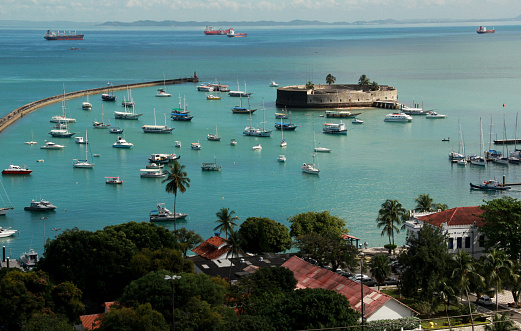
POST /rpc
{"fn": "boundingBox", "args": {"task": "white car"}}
[478,295,493,306]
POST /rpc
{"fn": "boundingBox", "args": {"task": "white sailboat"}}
[280,115,287,147]
[121,86,135,107]
[25,131,38,145]
[73,131,95,168]
[457,122,467,166]
[471,118,486,166]
[0,178,14,216]
[51,85,76,123]
[82,92,92,110]
[156,74,172,97]
[302,123,320,175]
[142,108,174,133]
[93,104,110,129]
[207,125,221,141]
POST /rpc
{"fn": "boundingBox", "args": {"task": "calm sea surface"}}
[1,22,521,258]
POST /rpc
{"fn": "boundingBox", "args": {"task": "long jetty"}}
[0,77,199,134]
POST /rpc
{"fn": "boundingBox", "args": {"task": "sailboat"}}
[302,123,320,175]
[73,131,95,168]
[510,113,521,162]
[25,131,38,145]
[49,119,75,138]
[93,104,110,129]
[121,86,135,107]
[101,82,117,101]
[156,74,172,97]
[488,117,508,165]
[232,95,257,114]
[228,80,252,97]
[243,98,271,137]
[449,119,465,161]
[457,121,467,166]
[142,108,174,133]
[207,125,221,141]
[82,92,92,110]
[50,85,76,123]
[0,178,14,216]
[280,120,287,147]
[275,111,297,131]
[470,118,486,166]
[114,102,143,120]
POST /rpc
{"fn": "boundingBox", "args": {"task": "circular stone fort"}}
[276,84,398,109]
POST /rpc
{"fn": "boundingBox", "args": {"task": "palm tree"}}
[325,74,336,85]
[305,81,315,90]
[214,207,239,239]
[358,74,370,86]
[225,229,242,282]
[376,199,407,254]
[485,312,516,331]
[436,279,458,330]
[161,160,190,231]
[370,81,380,91]
[451,250,484,331]
[481,249,516,311]
[415,194,434,212]
[369,254,391,291]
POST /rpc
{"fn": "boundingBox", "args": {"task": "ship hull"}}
[44,35,84,40]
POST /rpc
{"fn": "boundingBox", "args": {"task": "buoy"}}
[503,104,505,107]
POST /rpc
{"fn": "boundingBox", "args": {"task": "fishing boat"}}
[72,132,95,168]
[229,80,252,97]
[323,122,348,135]
[150,203,188,221]
[470,180,510,190]
[24,199,57,211]
[2,164,33,175]
[206,94,221,100]
[140,169,165,178]
[277,155,286,162]
[114,104,143,120]
[191,142,202,150]
[0,227,17,238]
[207,125,221,141]
[208,82,230,92]
[142,109,174,133]
[105,176,123,184]
[227,28,247,38]
[0,178,14,216]
[275,114,297,131]
[232,95,256,114]
[112,136,133,149]
[302,123,320,175]
[44,29,84,40]
[121,87,135,107]
[201,159,222,171]
[155,74,171,97]
[477,26,495,34]
[40,141,65,149]
[75,135,87,144]
[148,153,179,164]
[19,249,39,270]
[325,110,361,118]
[50,86,76,123]
[82,92,92,110]
[384,113,413,122]
[109,127,124,134]
[426,111,447,119]
[171,96,194,121]
[93,104,110,129]
[101,82,117,101]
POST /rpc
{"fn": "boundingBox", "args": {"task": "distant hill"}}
[98,17,521,27]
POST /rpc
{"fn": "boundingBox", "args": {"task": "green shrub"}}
[365,316,421,331]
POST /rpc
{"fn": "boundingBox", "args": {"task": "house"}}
[404,206,486,259]
[191,234,244,261]
[282,256,416,321]
[77,302,116,330]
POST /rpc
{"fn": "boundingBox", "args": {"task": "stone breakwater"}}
[0,77,199,134]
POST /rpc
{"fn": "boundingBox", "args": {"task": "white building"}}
[404,206,486,259]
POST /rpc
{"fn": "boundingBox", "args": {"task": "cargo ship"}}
[204,26,230,35]
[44,29,84,40]
[477,26,495,34]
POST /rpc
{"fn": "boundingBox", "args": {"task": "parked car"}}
[377,277,400,286]
[477,295,493,306]
[350,275,377,287]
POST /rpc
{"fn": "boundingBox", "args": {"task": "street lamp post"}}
[360,253,365,331]
[164,275,181,331]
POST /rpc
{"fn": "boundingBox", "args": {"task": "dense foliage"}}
[294,232,358,271]
[98,303,169,331]
[238,217,292,254]
[289,210,347,238]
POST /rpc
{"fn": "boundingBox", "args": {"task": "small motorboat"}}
[442,137,450,142]
[206,94,221,100]
[175,141,181,148]
[109,127,124,134]
[75,136,87,144]
[112,136,133,149]
[426,111,447,119]
[352,118,364,124]
[230,139,237,146]
[470,179,511,191]
[140,169,165,178]
[24,199,57,211]
[146,163,164,169]
[0,227,17,238]
[314,147,331,153]
[150,203,188,221]
[277,155,286,162]
[19,249,38,270]
[252,144,262,150]
[191,142,202,150]
[270,81,279,87]
[105,176,123,184]
[2,164,33,175]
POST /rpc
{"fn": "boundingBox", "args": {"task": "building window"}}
[479,235,485,247]
[465,237,471,248]
[457,237,462,249]
[448,238,454,249]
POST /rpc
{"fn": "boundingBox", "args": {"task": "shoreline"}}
[0,76,199,134]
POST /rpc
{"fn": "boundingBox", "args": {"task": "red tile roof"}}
[192,235,230,260]
[417,206,484,227]
[342,234,360,240]
[80,314,103,330]
[283,256,414,319]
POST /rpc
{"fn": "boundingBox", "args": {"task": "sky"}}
[0,0,520,23]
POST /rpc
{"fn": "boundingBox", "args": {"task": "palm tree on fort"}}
[358,74,371,86]
[325,74,336,85]
[414,194,434,212]
[214,207,239,239]
[370,81,380,91]
[376,199,407,254]
[161,160,190,231]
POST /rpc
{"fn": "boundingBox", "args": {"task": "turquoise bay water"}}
[2,23,521,258]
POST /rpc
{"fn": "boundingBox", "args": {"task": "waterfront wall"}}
[0,77,198,134]
[276,84,398,109]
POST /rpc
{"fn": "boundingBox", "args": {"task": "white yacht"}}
[322,122,347,135]
[112,136,133,149]
[384,112,413,122]
[140,169,165,178]
[0,227,17,238]
[40,141,65,149]
[149,203,188,221]
[24,199,57,211]
[191,142,202,150]
[277,155,286,162]
[426,111,447,119]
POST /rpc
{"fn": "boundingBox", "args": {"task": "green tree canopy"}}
[399,225,452,302]
[480,196,521,260]
[173,228,203,257]
[239,266,297,299]
[23,313,74,331]
[98,303,169,331]
[370,81,380,91]
[358,74,370,86]
[238,217,292,254]
[103,221,178,251]
[294,232,358,271]
[214,207,239,239]
[129,248,193,279]
[326,74,336,85]
[289,211,347,238]
[370,254,392,289]
[376,199,407,252]
[305,81,314,90]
